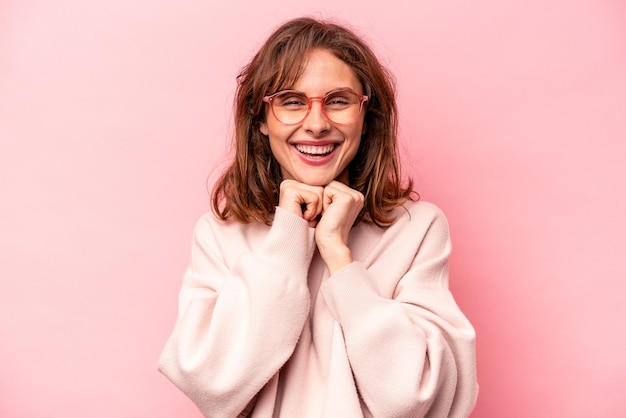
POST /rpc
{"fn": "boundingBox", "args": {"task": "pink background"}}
[1,0,625,417]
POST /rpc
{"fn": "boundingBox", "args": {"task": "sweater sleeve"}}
[320,205,478,418]
[158,208,316,418]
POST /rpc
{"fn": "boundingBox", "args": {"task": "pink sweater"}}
[158,201,477,417]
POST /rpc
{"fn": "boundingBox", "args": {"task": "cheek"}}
[352,116,366,138]
[345,125,364,162]
[266,124,298,155]
[344,133,362,163]
[349,125,364,148]
[349,139,362,160]
[263,117,287,139]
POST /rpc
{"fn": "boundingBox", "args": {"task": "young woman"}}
[158,17,478,418]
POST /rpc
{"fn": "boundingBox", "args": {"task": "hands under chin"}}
[278,179,364,275]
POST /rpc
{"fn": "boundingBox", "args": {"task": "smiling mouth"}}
[294,144,337,156]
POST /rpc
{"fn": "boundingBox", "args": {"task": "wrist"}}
[318,244,352,275]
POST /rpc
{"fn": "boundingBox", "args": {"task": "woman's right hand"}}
[278,179,324,226]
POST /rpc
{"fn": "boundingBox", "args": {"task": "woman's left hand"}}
[315,181,364,274]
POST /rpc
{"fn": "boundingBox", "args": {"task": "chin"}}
[286,167,349,187]
[299,178,334,187]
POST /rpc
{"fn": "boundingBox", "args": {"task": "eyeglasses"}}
[263,89,369,125]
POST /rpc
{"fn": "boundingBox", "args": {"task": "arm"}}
[158,208,315,418]
[320,207,478,418]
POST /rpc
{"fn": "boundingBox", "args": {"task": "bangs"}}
[265,48,311,95]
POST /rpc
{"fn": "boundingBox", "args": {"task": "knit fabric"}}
[158,200,478,417]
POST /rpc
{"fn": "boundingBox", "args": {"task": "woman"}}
[158,17,477,418]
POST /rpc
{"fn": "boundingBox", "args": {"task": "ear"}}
[260,121,269,136]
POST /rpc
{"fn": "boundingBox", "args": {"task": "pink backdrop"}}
[1,0,625,417]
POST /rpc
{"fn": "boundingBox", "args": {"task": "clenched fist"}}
[278,179,364,274]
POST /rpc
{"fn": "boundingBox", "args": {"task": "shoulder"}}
[383,200,452,249]
[354,200,450,244]
[192,211,270,248]
[349,200,452,272]
[194,211,231,236]
[394,199,448,227]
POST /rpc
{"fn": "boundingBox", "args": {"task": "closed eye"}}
[276,94,307,108]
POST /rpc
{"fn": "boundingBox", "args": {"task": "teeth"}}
[295,144,336,155]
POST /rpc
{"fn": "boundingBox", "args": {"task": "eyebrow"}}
[277,87,362,96]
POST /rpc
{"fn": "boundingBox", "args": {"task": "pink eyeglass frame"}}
[262,89,369,125]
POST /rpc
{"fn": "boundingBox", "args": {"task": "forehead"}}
[295,50,361,93]
[278,49,362,94]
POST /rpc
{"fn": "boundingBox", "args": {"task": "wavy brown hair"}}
[212,17,415,226]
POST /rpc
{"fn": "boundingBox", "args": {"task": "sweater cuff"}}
[320,262,381,324]
[259,207,316,272]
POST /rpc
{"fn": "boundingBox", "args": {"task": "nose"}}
[302,98,331,136]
